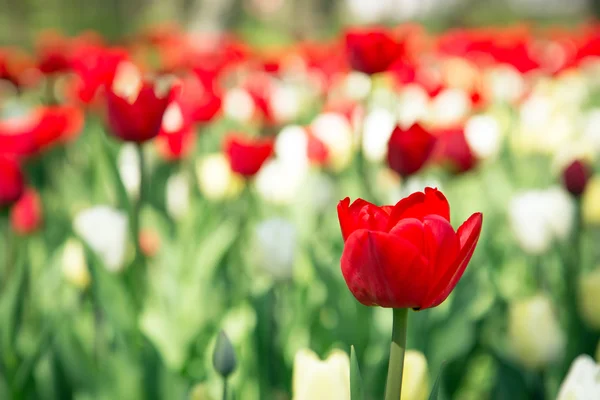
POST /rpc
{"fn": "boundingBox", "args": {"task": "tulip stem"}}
[385,308,408,400]
[133,143,145,264]
[222,377,229,400]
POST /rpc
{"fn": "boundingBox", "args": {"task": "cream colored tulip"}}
[557,355,600,399]
[401,350,429,400]
[195,154,244,201]
[61,238,91,290]
[579,268,600,330]
[292,349,350,400]
[583,176,600,225]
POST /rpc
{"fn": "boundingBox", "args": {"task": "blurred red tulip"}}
[179,73,222,123]
[433,128,477,174]
[387,124,436,178]
[0,48,38,88]
[563,160,591,197]
[10,189,42,235]
[337,187,483,309]
[36,31,73,74]
[224,134,274,177]
[106,80,172,143]
[345,28,404,75]
[0,155,25,207]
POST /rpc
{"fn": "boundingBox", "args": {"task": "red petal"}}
[341,229,429,308]
[387,187,450,230]
[337,198,392,241]
[422,212,483,309]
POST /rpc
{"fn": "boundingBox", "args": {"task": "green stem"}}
[356,85,377,203]
[222,377,229,400]
[133,143,146,264]
[385,308,409,400]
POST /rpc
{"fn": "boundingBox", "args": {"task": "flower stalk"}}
[385,308,409,400]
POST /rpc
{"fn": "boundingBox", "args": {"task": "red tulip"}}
[106,80,172,143]
[337,187,483,309]
[36,31,73,74]
[345,28,403,75]
[433,128,477,174]
[223,135,274,177]
[563,159,590,197]
[156,126,196,161]
[0,156,25,207]
[387,124,437,178]
[0,48,38,88]
[10,189,42,235]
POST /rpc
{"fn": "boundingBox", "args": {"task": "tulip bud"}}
[254,218,297,281]
[61,238,91,290]
[166,172,190,220]
[563,160,591,197]
[578,268,600,330]
[557,355,600,399]
[73,206,129,272]
[508,295,565,369]
[401,350,429,400]
[212,331,237,379]
[292,349,350,400]
[196,154,244,201]
[10,189,42,235]
[387,124,436,178]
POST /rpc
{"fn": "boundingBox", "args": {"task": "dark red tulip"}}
[0,156,25,208]
[563,159,591,197]
[223,135,274,177]
[10,189,43,235]
[345,28,403,75]
[433,128,477,174]
[106,80,172,143]
[337,187,483,309]
[387,124,437,178]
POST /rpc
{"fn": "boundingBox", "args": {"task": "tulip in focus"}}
[578,268,600,330]
[557,355,600,399]
[401,350,429,400]
[292,349,350,400]
[337,187,483,309]
[0,155,25,207]
[73,206,128,272]
[62,238,91,290]
[254,218,297,281]
[563,159,591,197]
[387,124,436,178]
[10,189,42,235]
[508,294,565,369]
[223,134,274,178]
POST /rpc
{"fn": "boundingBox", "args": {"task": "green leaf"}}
[350,346,366,400]
[1,252,28,361]
[428,361,445,400]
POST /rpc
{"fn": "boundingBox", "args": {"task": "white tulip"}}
[254,218,297,281]
[557,355,600,400]
[292,349,350,400]
[166,172,190,220]
[484,65,525,104]
[275,125,310,169]
[343,71,372,101]
[73,206,129,272]
[117,144,140,199]
[271,83,301,123]
[196,154,243,201]
[361,108,396,162]
[310,113,354,172]
[464,114,502,160]
[397,84,430,128]
[223,87,255,123]
[508,294,565,369]
[61,238,91,290]
[255,159,306,205]
[428,88,470,128]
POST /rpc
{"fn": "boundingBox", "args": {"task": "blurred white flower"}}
[485,65,525,104]
[255,159,306,205]
[582,109,600,152]
[428,88,470,128]
[464,114,502,160]
[304,172,336,213]
[557,355,600,400]
[73,206,128,272]
[61,238,90,290]
[275,125,310,169]
[362,108,396,162]
[310,113,354,172]
[509,187,574,254]
[344,71,372,101]
[509,294,565,369]
[271,83,301,123]
[118,144,140,199]
[223,87,255,123]
[166,172,190,220]
[397,84,430,128]
[196,154,243,201]
[255,218,297,281]
[292,349,350,400]
[578,268,600,330]
[111,61,142,102]
[402,350,429,400]
[161,102,184,134]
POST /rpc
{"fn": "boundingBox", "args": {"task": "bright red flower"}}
[156,125,196,161]
[106,80,172,143]
[563,159,590,197]
[387,124,437,178]
[223,135,274,177]
[345,28,403,75]
[10,188,42,235]
[36,31,73,74]
[433,128,477,174]
[337,188,483,309]
[0,156,25,207]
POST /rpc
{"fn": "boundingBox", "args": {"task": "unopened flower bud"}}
[212,330,237,379]
[563,160,591,197]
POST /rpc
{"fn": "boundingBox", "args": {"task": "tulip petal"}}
[341,229,429,308]
[387,187,450,230]
[423,212,483,309]
[337,198,391,241]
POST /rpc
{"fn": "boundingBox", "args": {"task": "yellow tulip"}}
[579,268,600,330]
[292,349,350,400]
[582,176,600,225]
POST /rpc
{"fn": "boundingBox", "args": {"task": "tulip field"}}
[3,21,600,400]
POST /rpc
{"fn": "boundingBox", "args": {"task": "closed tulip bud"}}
[401,350,429,400]
[508,295,565,369]
[212,331,237,379]
[73,206,128,272]
[255,218,297,281]
[578,268,600,330]
[10,189,42,235]
[196,154,244,201]
[583,176,600,225]
[387,124,436,178]
[61,239,91,290]
[563,160,592,197]
[557,355,600,399]
[166,172,190,220]
[292,349,350,400]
